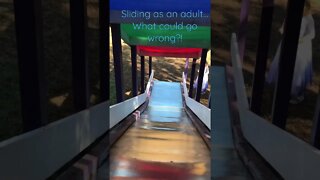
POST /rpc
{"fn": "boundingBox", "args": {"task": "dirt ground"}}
[109,34,211,106]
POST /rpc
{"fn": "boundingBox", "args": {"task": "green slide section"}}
[121,23,210,48]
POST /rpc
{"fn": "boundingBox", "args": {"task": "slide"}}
[109,81,210,179]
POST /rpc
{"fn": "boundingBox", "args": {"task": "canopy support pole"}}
[149,56,152,77]
[196,49,208,102]
[111,24,124,103]
[141,56,145,93]
[189,58,197,97]
[131,45,138,97]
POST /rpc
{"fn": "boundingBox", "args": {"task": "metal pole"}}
[149,56,152,77]
[99,0,108,102]
[312,93,320,149]
[238,0,250,61]
[209,50,213,108]
[70,0,89,111]
[131,45,138,96]
[272,0,305,129]
[250,0,274,115]
[141,56,145,93]
[196,49,208,102]
[189,58,197,97]
[111,24,124,103]
[13,0,47,131]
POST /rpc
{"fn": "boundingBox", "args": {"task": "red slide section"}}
[137,46,202,58]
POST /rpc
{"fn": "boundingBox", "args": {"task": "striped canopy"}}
[110,0,210,48]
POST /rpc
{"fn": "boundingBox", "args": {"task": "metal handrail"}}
[230,33,320,180]
[110,70,155,129]
[231,33,249,110]
[182,72,211,129]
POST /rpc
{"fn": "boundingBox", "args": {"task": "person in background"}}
[267,0,315,104]
[183,58,190,81]
[193,64,209,94]
[193,50,211,94]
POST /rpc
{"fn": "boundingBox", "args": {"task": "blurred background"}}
[212,0,320,143]
[0,0,101,141]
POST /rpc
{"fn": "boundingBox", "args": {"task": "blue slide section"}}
[110,0,210,13]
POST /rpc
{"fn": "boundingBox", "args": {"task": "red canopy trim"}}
[137,46,202,58]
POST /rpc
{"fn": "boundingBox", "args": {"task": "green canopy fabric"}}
[121,24,210,48]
